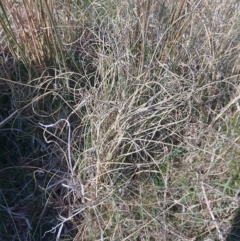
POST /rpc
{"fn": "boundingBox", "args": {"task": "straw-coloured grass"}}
[1,0,240,240]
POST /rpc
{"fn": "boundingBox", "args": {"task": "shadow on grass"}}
[226,208,240,241]
[0,52,56,241]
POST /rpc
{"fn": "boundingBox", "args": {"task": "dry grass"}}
[1,0,240,240]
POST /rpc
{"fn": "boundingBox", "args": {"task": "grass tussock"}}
[1,0,240,240]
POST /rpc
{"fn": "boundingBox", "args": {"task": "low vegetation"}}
[1,0,240,240]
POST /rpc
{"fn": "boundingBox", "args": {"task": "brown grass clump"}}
[1,0,240,240]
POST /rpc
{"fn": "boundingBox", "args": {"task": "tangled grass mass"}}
[1,0,240,240]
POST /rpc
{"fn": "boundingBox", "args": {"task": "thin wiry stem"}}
[39,119,73,176]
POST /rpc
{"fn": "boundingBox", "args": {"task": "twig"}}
[201,182,224,241]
